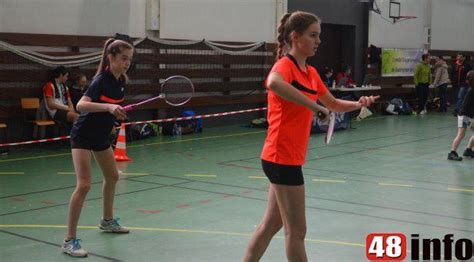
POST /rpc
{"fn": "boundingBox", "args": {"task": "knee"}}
[76,182,91,195]
[284,225,307,240]
[104,172,119,184]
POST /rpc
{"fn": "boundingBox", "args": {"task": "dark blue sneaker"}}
[448,151,462,161]
[463,148,474,158]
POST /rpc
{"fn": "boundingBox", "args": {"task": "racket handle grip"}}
[316,110,330,120]
[123,105,133,112]
[316,111,325,119]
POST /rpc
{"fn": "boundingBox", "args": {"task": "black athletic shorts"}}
[53,109,69,123]
[261,159,304,186]
[70,136,111,152]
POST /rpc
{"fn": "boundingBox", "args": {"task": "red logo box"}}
[366,233,407,261]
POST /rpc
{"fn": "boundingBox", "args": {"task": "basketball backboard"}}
[389,1,401,19]
[387,0,417,23]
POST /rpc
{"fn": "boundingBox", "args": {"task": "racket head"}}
[324,112,336,144]
[161,75,194,106]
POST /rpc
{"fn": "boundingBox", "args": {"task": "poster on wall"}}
[381,48,425,77]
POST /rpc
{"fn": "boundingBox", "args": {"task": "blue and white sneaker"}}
[99,218,129,233]
[62,238,88,257]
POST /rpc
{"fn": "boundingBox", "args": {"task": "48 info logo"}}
[366,233,473,261]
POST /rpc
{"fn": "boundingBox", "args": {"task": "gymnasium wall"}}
[368,0,474,52]
[368,0,430,49]
[0,0,281,43]
[0,0,147,37]
[288,0,369,84]
[430,0,474,51]
[159,0,280,43]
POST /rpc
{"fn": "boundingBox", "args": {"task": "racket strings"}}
[161,77,194,106]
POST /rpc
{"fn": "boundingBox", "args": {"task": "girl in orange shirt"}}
[244,11,378,262]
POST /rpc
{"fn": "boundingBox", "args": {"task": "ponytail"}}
[276,13,291,61]
[96,38,116,77]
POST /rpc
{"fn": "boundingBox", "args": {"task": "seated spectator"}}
[320,67,334,87]
[335,66,354,87]
[70,73,88,110]
[43,66,79,123]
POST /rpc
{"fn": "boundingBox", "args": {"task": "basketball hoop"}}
[393,15,417,23]
[370,0,418,24]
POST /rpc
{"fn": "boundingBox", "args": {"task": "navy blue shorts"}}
[70,136,110,152]
[261,159,304,186]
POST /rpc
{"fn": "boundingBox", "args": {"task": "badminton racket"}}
[124,75,194,111]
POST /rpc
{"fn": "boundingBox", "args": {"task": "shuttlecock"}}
[357,106,372,121]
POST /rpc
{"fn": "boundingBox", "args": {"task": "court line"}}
[1,170,472,233]
[0,224,364,248]
[57,171,151,176]
[0,172,24,175]
[233,159,473,195]
[133,130,266,147]
[217,131,413,166]
[218,124,452,166]
[0,174,152,200]
[312,179,346,183]
[378,183,414,188]
[126,176,474,233]
[184,174,216,178]
[0,229,120,261]
[306,133,449,162]
[0,181,191,217]
[0,152,71,163]
[57,171,74,175]
[303,166,473,188]
[142,173,474,222]
[448,187,474,193]
[182,158,474,222]
[248,176,266,179]
[0,130,265,164]
[120,172,150,176]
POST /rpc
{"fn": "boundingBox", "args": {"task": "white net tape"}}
[0,37,267,68]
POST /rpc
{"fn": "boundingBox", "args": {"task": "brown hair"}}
[276,11,321,60]
[73,72,86,83]
[96,39,134,78]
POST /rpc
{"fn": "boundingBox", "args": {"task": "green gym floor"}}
[0,113,472,261]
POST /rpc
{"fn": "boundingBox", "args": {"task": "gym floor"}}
[0,113,472,261]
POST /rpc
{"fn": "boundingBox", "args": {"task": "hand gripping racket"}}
[124,75,194,111]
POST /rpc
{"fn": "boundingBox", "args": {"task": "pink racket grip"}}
[123,105,134,112]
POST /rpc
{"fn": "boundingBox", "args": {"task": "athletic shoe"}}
[448,151,462,161]
[462,148,474,158]
[62,238,88,257]
[99,218,129,233]
[420,110,427,115]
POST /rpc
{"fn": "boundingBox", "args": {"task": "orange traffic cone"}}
[114,123,132,162]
